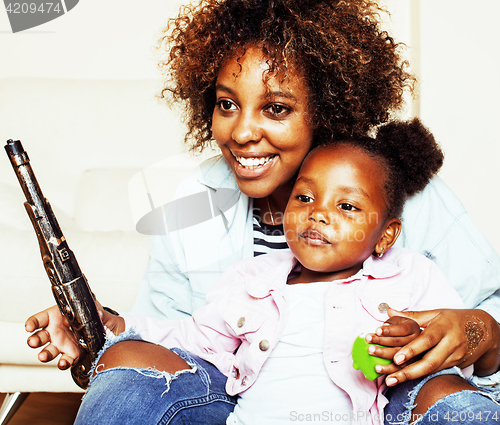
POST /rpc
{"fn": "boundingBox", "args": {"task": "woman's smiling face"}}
[212,46,314,200]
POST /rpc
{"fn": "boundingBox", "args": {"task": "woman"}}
[27,0,500,423]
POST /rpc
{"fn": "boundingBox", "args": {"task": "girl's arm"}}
[26,260,244,371]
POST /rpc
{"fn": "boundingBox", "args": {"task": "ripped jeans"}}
[74,331,237,424]
[74,332,500,424]
[384,367,500,425]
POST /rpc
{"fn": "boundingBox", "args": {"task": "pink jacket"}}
[125,248,468,423]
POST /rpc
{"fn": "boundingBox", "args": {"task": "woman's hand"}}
[374,308,500,386]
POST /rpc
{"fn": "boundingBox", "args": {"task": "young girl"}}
[25,0,500,423]
[79,118,482,425]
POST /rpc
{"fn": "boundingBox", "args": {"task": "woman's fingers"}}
[375,308,498,385]
[393,331,440,365]
[375,361,402,376]
[367,344,399,360]
[385,348,447,386]
[385,330,466,385]
[394,315,466,365]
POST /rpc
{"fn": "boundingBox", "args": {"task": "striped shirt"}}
[253,209,287,256]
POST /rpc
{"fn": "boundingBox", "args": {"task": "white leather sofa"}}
[0,77,212,422]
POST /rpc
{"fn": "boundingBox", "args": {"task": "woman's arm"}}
[131,156,251,321]
[388,177,500,384]
[397,177,500,315]
[376,308,500,386]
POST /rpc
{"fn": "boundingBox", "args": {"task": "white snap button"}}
[259,340,270,351]
[378,303,389,312]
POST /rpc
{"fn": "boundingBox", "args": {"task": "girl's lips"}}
[300,229,331,245]
[231,153,278,179]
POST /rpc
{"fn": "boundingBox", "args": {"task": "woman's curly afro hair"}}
[158,0,416,152]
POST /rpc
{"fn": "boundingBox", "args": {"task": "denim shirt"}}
[131,155,500,324]
[126,248,472,424]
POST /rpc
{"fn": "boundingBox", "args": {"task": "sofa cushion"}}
[0,182,78,232]
[74,168,140,232]
[0,223,149,323]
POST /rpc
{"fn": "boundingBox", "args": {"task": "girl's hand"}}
[95,300,126,336]
[25,305,81,370]
[364,311,421,378]
[25,302,126,370]
[367,313,421,348]
[379,308,500,386]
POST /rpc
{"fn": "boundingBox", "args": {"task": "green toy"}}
[352,333,393,381]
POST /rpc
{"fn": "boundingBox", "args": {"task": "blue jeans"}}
[74,332,237,424]
[384,367,500,425]
[76,332,500,424]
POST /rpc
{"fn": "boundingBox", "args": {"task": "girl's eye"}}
[216,99,236,111]
[339,203,359,211]
[266,104,291,117]
[297,194,313,203]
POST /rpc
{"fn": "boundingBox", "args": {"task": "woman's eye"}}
[297,194,313,203]
[216,99,236,111]
[266,104,290,117]
[339,203,359,211]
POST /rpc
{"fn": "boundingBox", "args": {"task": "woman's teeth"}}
[235,155,274,169]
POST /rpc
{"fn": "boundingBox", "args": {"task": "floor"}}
[0,392,82,425]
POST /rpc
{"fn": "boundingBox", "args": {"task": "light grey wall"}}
[383,0,500,253]
[0,0,186,80]
[417,1,500,253]
[2,0,499,252]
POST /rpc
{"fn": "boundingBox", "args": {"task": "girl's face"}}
[212,46,314,200]
[284,144,400,282]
